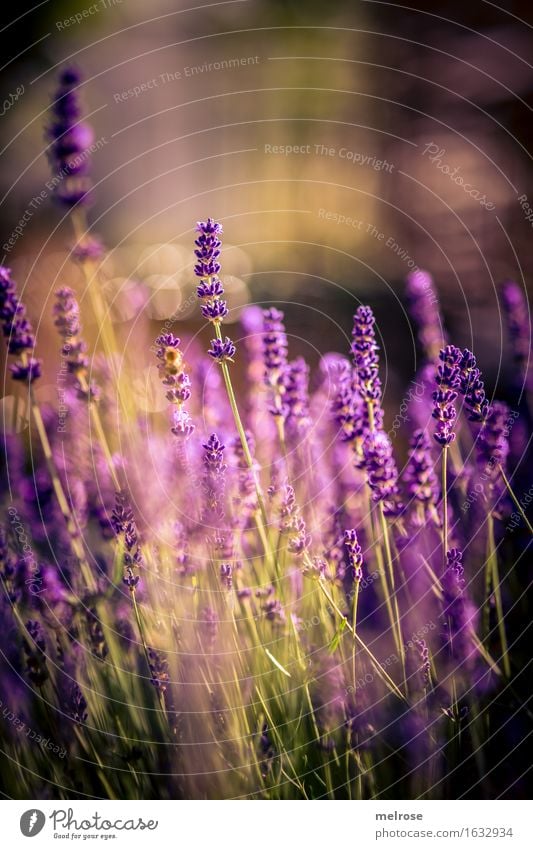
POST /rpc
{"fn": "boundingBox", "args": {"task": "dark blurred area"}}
[1,0,533,400]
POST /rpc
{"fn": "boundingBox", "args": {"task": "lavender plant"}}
[0,67,530,803]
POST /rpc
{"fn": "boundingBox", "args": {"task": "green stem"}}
[131,589,165,714]
[442,445,449,566]
[487,513,511,678]
[313,574,406,702]
[378,503,407,692]
[214,322,276,571]
[499,465,533,535]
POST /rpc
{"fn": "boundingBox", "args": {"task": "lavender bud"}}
[432,345,462,445]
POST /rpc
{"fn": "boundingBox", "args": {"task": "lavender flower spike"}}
[441,548,475,664]
[46,66,93,207]
[404,428,439,522]
[344,529,363,583]
[458,349,490,423]
[0,266,42,384]
[500,280,531,389]
[53,287,99,401]
[432,345,462,445]
[154,333,194,439]
[262,307,289,417]
[195,218,229,322]
[208,336,236,363]
[202,433,227,520]
[363,430,402,515]
[111,492,143,591]
[405,269,445,361]
[351,306,384,438]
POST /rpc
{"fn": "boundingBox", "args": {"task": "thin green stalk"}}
[131,589,166,714]
[312,574,407,702]
[442,444,449,565]
[378,503,406,691]
[214,322,276,571]
[487,513,511,678]
[499,465,533,535]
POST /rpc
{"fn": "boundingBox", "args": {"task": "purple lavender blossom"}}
[262,308,289,417]
[23,620,49,686]
[432,345,462,445]
[363,430,401,514]
[220,563,233,590]
[458,349,490,423]
[54,287,99,400]
[413,638,431,690]
[405,269,445,360]
[500,280,531,388]
[111,492,142,590]
[277,484,310,555]
[0,267,42,384]
[202,433,227,520]
[148,648,169,693]
[404,428,439,520]
[476,401,510,474]
[441,548,475,664]
[351,306,383,413]
[155,334,194,438]
[208,336,236,363]
[65,681,88,723]
[283,357,310,433]
[344,529,363,583]
[46,67,93,206]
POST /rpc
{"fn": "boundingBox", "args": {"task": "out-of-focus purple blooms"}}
[405,270,445,360]
[208,336,236,363]
[231,433,257,526]
[263,598,285,623]
[432,345,462,446]
[46,67,93,206]
[441,548,475,664]
[331,359,358,442]
[343,528,363,583]
[413,637,431,691]
[87,607,108,660]
[500,280,531,389]
[220,563,233,590]
[148,648,169,693]
[70,234,105,263]
[202,434,227,520]
[283,357,310,433]
[23,620,49,686]
[477,401,510,475]
[65,681,88,723]
[54,287,99,401]
[277,484,310,555]
[0,267,42,384]
[458,349,490,423]
[404,428,439,522]
[111,492,142,591]
[200,605,218,651]
[262,307,289,417]
[363,430,401,514]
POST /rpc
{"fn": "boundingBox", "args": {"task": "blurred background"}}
[1,0,533,414]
